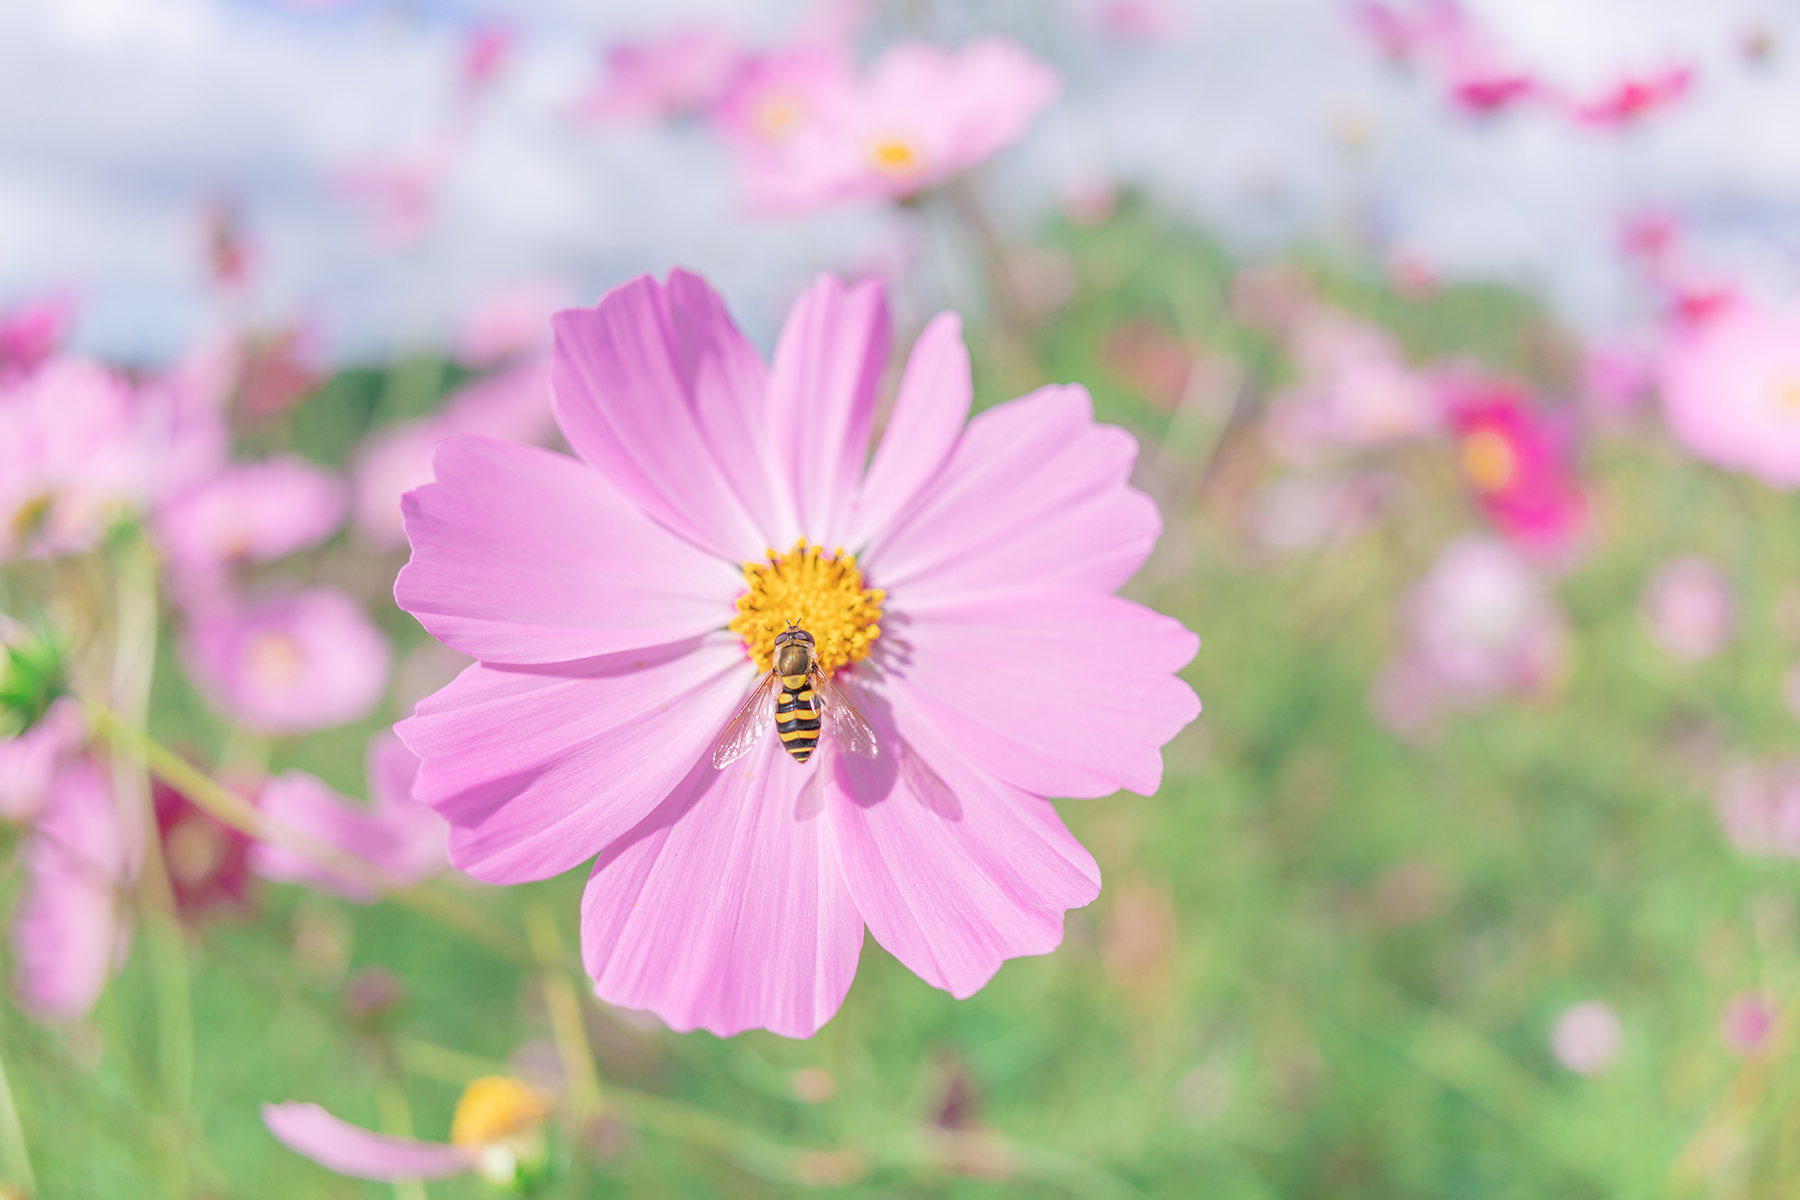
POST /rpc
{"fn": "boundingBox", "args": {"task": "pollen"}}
[1460,428,1517,494]
[450,1077,550,1148]
[730,539,884,675]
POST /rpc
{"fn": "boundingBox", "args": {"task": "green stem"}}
[79,699,534,967]
[525,899,603,1120]
[0,1042,36,1193]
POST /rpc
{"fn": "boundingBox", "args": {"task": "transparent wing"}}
[812,670,879,759]
[712,672,777,768]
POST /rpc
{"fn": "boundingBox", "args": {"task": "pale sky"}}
[2,0,1797,364]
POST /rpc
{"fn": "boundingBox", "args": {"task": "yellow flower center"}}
[1460,428,1516,494]
[753,92,806,141]
[1769,375,1800,419]
[729,539,883,675]
[244,631,305,691]
[866,134,924,178]
[450,1077,550,1147]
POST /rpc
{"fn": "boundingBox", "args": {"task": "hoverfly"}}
[712,624,879,767]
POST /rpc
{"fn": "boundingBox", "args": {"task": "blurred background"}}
[6,0,1800,1195]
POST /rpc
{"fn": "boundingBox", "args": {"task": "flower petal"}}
[825,723,1100,999]
[883,592,1200,798]
[262,1103,473,1181]
[397,436,741,664]
[581,734,864,1038]
[12,758,133,1021]
[550,271,773,559]
[840,312,971,551]
[253,768,447,902]
[863,385,1160,605]
[397,635,751,884]
[765,274,891,549]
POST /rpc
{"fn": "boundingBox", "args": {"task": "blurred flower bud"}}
[1551,1001,1621,1075]
[1642,557,1734,661]
[1722,991,1775,1056]
[0,623,70,738]
[342,966,407,1026]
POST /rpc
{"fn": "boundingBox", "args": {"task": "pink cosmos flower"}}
[461,24,513,94]
[1641,556,1734,661]
[712,44,854,160]
[155,778,254,916]
[1713,759,1800,858]
[182,589,393,737]
[254,731,447,901]
[265,1076,552,1186]
[1660,298,1800,489]
[737,39,1059,214]
[0,292,76,380]
[0,697,85,823]
[1441,371,1586,556]
[353,358,554,550]
[1373,535,1565,738]
[12,757,139,1021]
[1552,1001,1622,1075]
[573,28,746,122]
[1566,66,1694,127]
[155,456,348,588]
[394,269,1200,1037]
[1265,307,1439,461]
[1351,2,1536,115]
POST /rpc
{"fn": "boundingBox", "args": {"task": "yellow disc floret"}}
[1460,428,1517,494]
[729,539,883,675]
[450,1077,550,1148]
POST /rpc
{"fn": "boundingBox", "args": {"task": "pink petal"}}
[765,274,891,548]
[262,1103,472,1181]
[825,726,1100,999]
[252,767,447,902]
[581,734,864,1038]
[549,272,775,559]
[863,385,1160,605]
[12,758,134,1021]
[397,636,751,884]
[840,312,971,550]
[396,436,741,664]
[886,593,1199,799]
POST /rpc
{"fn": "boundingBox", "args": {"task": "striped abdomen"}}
[775,673,821,763]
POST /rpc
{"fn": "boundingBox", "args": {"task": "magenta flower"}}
[1442,371,1586,557]
[736,39,1059,214]
[155,778,254,916]
[254,731,447,901]
[1660,299,1800,489]
[182,588,392,737]
[265,1076,552,1186]
[0,292,76,380]
[155,456,348,583]
[12,757,139,1021]
[573,28,746,122]
[1722,992,1776,1056]
[394,270,1199,1037]
[1566,65,1694,127]
[353,358,554,550]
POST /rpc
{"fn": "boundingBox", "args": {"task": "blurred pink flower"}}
[11,757,139,1021]
[461,24,513,94]
[1251,474,1389,553]
[155,456,348,587]
[1552,1000,1621,1075]
[182,589,392,736]
[1660,298,1800,489]
[1266,308,1439,460]
[1640,556,1734,661]
[573,28,746,122]
[265,1076,552,1186]
[336,135,463,249]
[1567,66,1694,127]
[155,778,254,916]
[352,358,554,550]
[1582,335,1654,416]
[1443,372,1586,556]
[712,44,854,157]
[254,731,447,901]
[455,282,570,367]
[1374,535,1566,737]
[1722,991,1775,1056]
[1713,759,1800,857]
[737,39,1059,213]
[1352,2,1537,115]
[0,292,76,380]
[0,698,85,823]
[394,269,1199,1037]
[1090,0,1186,39]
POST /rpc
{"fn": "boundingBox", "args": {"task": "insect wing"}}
[712,672,777,768]
[812,670,879,759]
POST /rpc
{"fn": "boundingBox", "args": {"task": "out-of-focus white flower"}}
[1552,1001,1622,1075]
